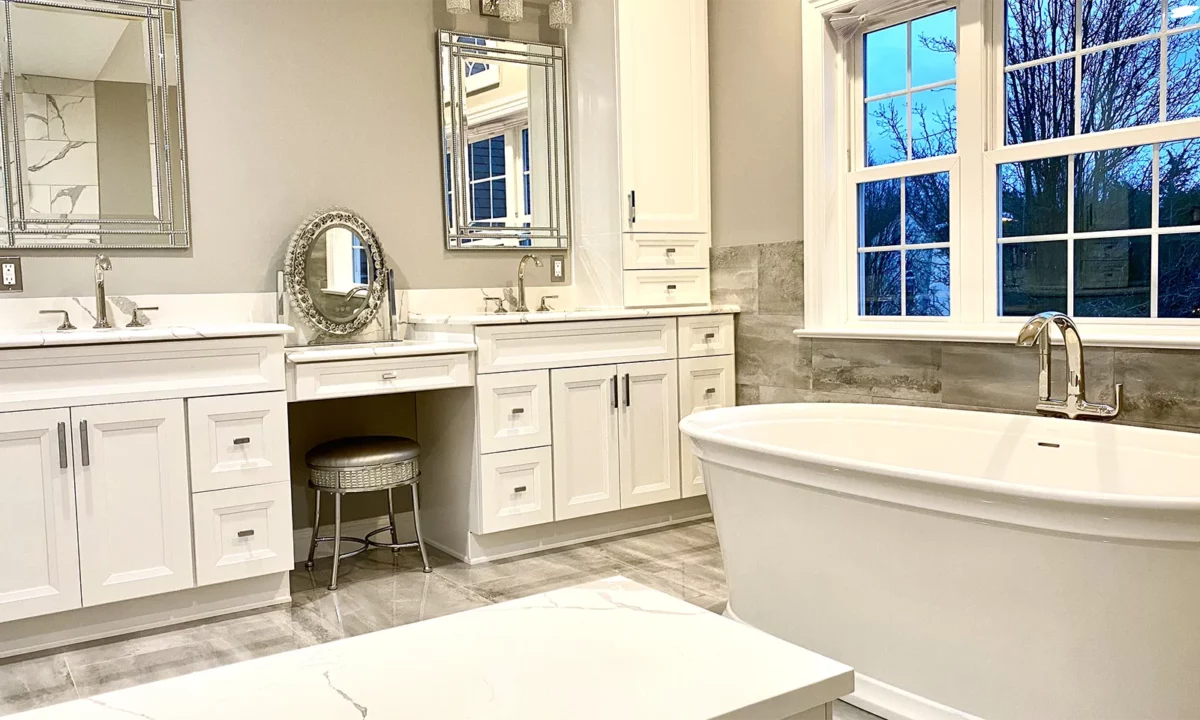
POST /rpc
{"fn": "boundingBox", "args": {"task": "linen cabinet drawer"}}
[477,447,555,535]
[677,314,734,357]
[678,355,735,499]
[622,233,710,270]
[623,269,710,307]
[187,392,289,493]
[192,483,293,587]
[477,370,552,454]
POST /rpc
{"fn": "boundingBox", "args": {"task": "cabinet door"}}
[618,360,680,508]
[551,365,621,520]
[73,399,194,607]
[678,355,735,498]
[618,0,710,233]
[0,408,82,623]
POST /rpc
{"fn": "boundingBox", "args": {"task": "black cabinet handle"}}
[666,284,677,291]
[511,408,525,415]
[705,387,717,394]
[611,374,618,409]
[623,374,631,407]
[233,437,251,445]
[513,486,527,493]
[704,332,716,340]
[237,529,255,538]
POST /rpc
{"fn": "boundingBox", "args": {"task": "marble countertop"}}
[286,339,478,363]
[409,304,740,326]
[0,323,294,350]
[11,577,853,720]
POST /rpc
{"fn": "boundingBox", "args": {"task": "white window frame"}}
[801,0,1200,347]
[462,122,533,228]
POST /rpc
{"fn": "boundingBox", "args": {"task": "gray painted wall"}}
[716,241,1200,433]
[11,0,564,298]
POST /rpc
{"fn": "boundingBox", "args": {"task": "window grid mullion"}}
[1066,153,1076,316]
[901,177,909,315]
[1152,141,1161,318]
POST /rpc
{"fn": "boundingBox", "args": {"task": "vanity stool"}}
[304,436,432,590]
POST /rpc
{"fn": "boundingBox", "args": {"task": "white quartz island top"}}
[12,577,853,720]
[0,322,293,350]
[410,303,740,326]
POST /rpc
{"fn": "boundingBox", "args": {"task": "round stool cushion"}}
[306,436,421,470]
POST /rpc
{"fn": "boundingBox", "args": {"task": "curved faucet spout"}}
[1015,311,1118,420]
[93,254,114,329]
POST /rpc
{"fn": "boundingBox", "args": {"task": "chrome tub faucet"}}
[93,254,113,329]
[1016,311,1121,420]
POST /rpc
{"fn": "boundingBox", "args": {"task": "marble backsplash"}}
[714,240,1200,433]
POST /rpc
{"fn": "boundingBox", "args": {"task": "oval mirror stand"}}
[283,208,388,337]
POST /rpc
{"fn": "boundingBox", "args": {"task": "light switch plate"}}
[550,254,565,283]
[0,257,22,292]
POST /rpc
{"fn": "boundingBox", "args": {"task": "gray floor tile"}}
[0,654,77,716]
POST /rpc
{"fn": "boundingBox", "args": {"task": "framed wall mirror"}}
[1,0,189,249]
[438,31,570,250]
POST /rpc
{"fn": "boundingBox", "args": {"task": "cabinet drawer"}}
[192,483,293,587]
[288,353,473,402]
[678,355,735,499]
[477,370,552,454]
[477,447,555,535]
[187,392,289,493]
[623,233,710,270]
[623,269,710,307]
[677,314,734,357]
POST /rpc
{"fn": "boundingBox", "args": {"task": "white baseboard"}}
[724,604,980,720]
[292,512,417,563]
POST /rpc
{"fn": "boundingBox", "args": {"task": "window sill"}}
[794,323,1200,350]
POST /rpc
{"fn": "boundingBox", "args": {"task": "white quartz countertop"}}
[10,577,853,720]
[409,304,740,326]
[286,339,478,363]
[0,323,294,350]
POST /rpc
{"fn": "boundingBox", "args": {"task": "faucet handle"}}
[39,309,76,332]
[481,290,507,315]
[126,305,159,328]
[537,295,559,312]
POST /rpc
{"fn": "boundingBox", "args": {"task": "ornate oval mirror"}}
[284,208,386,336]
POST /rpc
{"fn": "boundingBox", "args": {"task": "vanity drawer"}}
[677,314,735,357]
[187,392,289,493]
[477,447,555,535]
[623,269,710,308]
[288,353,473,402]
[623,233,710,270]
[678,355,736,499]
[192,483,293,587]
[477,370,552,454]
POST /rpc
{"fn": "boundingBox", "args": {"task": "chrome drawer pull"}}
[79,420,90,468]
[57,422,68,469]
[381,372,398,380]
[666,284,677,291]
[705,388,717,394]
[237,529,255,538]
[665,248,676,254]
[513,486,527,493]
[511,408,525,415]
[233,437,251,445]
[704,333,716,340]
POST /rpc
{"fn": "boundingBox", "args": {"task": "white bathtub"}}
[680,403,1200,720]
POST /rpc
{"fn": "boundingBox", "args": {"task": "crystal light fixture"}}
[498,0,523,22]
[548,0,573,29]
[445,0,470,14]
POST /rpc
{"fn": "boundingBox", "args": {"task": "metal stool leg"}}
[330,493,343,591]
[305,490,322,570]
[411,482,431,573]
[386,487,400,552]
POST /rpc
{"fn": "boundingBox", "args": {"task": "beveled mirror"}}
[2,0,190,248]
[284,208,386,336]
[438,31,570,250]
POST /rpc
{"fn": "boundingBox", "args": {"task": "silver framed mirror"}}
[1,0,190,249]
[438,31,570,250]
[283,208,387,337]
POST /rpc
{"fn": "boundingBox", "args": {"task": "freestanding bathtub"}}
[680,403,1200,720]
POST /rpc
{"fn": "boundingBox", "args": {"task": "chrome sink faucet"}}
[515,254,542,313]
[93,254,113,329]
[1016,311,1121,420]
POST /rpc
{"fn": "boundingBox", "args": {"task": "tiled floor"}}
[0,520,877,719]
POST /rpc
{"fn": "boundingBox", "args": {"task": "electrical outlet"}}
[0,257,22,292]
[550,254,566,283]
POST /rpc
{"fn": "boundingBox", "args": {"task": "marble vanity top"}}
[0,323,294,350]
[285,339,478,363]
[11,577,853,720]
[409,303,740,326]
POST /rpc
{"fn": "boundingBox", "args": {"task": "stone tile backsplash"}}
[714,240,1200,433]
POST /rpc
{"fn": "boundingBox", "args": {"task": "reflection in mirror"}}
[284,208,387,338]
[439,32,569,250]
[2,0,188,248]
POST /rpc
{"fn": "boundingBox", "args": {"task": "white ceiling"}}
[11,6,152,84]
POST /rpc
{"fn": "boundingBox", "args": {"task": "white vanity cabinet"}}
[0,333,293,642]
[550,365,622,520]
